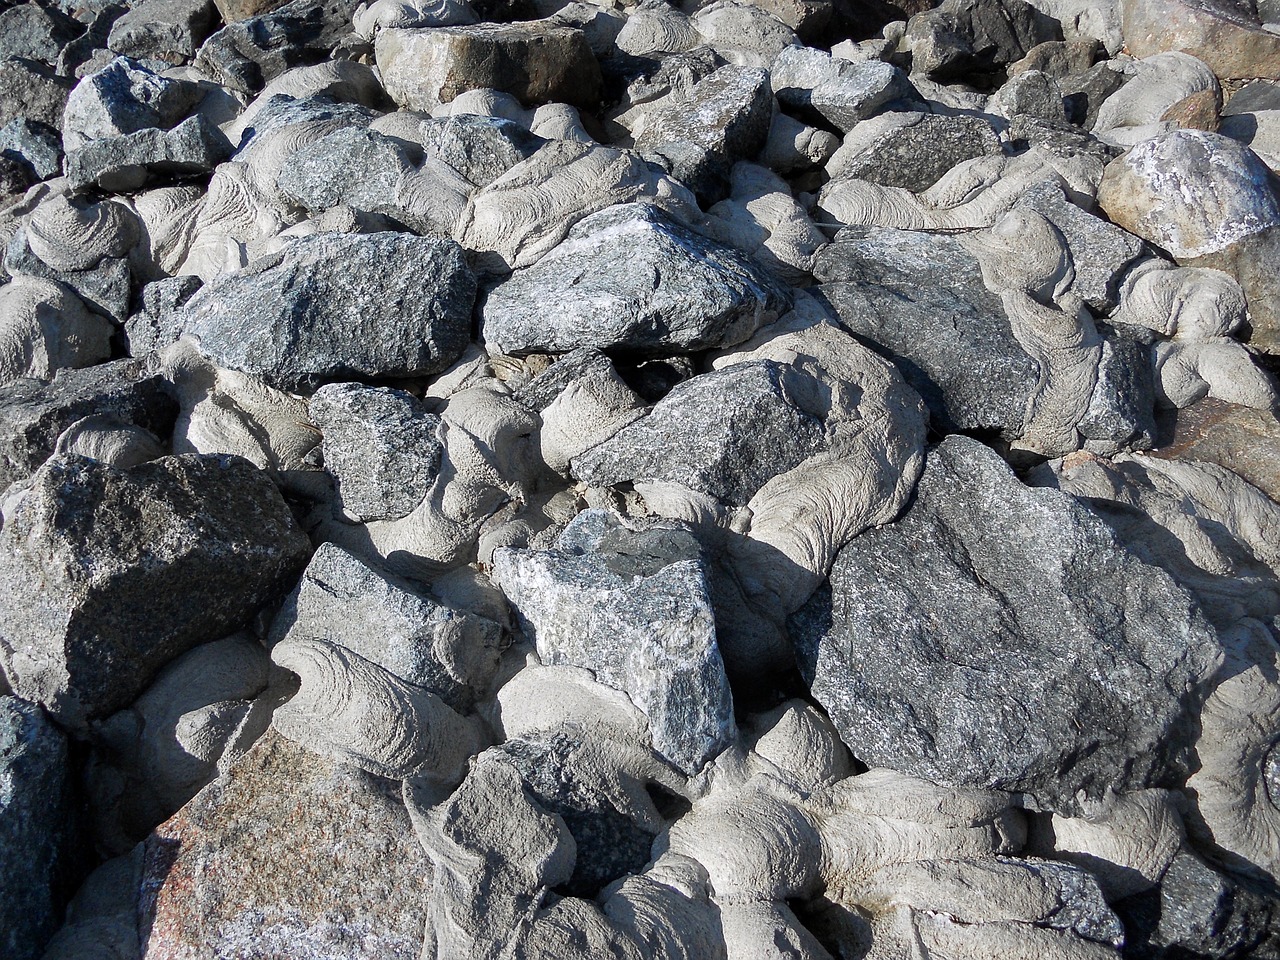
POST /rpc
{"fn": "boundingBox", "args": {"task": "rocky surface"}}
[3,0,1280,957]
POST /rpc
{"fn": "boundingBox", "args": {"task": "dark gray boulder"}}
[770,45,915,133]
[572,360,830,507]
[0,118,63,181]
[66,113,232,192]
[824,110,1002,192]
[0,4,83,66]
[0,453,312,731]
[419,113,544,188]
[0,58,73,132]
[4,225,134,324]
[493,510,736,775]
[181,231,476,391]
[481,203,790,357]
[791,435,1221,814]
[903,0,1062,80]
[277,125,415,219]
[1076,329,1157,454]
[124,275,202,356]
[106,0,219,65]
[268,542,504,713]
[61,56,203,152]
[812,226,1038,439]
[0,358,178,490]
[0,696,80,960]
[308,383,443,522]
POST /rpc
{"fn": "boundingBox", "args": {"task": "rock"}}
[1149,399,1280,503]
[1007,37,1104,77]
[1091,51,1218,146]
[1220,108,1280,171]
[1076,330,1158,453]
[138,729,434,959]
[1061,61,1130,130]
[1014,180,1147,312]
[572,360,831,507]
[1120,0,1280,80]
[481,202,789,356]
[106,0,219,65]
[994,69,1067,122]
[0,5,83,66]
[181,231,477,391]
[375,21,603,114]
[792,435,1222,814]
[124,275,202,356]
[66,113,232,191]
[493,510,736,774]
[0,277,116,385]
[0,358,178,490]
[0,58,73,131]
[824,111,1002,192]
[214,0,292,21]
[268,543,504,712]
[0,453,311,731]
[812,226,1039,439]
[771,46,916,133]
[1162,88,1221,130]
[309,384,443,523]
[4,227,134,326]
[418,113,544,187]
[0,696,80,960]
[0,118,63,181]
[758,111,840,174]
[903,0,1063,80]
[276,125,417,221]
[62,57,203,153]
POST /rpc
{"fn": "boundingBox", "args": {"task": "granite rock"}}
[418,113,545,187]
[771,45,915,133]
[1076,329,1158,453]
[1149,399,1280,502]
[903,0,1062,80]
[0,118,63,182]
[1120,0,1280,80]
[61,56,202,152]
[276,124,416,220]
[106,0,218,65]
[0,4,83,66]
[66,113,232,192]
[824,111,1002,192]
[124,275,202,357]
[0,58,73,132]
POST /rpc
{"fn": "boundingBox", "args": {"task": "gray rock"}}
[268,542,504,712]
[234,94,378,152]
[824,110,1002,191]
[124,275,202,356]
[62,56,203,153]
[0,453,312,731]
[0,4,82,66]
[418,113,545,188]
[276,125,415,221]
[1062,61,1129,130]
[514,346,623,411]
[812,226,1038,439]
[771,46,915,133]
[1225,79,1280,116]
[5,225,134,323]
[481,202,790,357]
[0,58,73,131]
[0,358,178,490]
[0,696,80,960]
[182,231,477,391]
[106,0,218,65]
[57,6,126,79]
[572,360,830,507]
[308,383,443,522]
[995,69,1067,123]
[0,155,33,201]
[791,435,1221,814]
[66,110,231,192]
[1007,38,1104,79]
[1013,180,1147,313]
[1076,330,1157,454]
[904,0,1062,80]
[0,118,63,181]
[493,510,736,774]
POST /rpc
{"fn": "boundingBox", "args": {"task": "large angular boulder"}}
[770,46,914,133]
[1120,0,1280,80]
[792,435,1222,814]
[181,232,477,391]
[481,203,789,356]
[0,59,72,131]
[65,113,231,192]
[0,453,311,731]
[61,56,201,152]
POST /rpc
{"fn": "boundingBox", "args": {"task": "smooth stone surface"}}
[1120,0,1280,80]
[1149,399,1280,502]
[493,510,736,774]
[138,729,433,959]
[812,227,1038,439]
[481,202,789,356]
[792,435,1222,814]
[0,453,311,731]
[182,231,477,391]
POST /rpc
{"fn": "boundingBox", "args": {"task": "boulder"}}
[0,58,72,132]
[770,46,915,133]
[181,231,477,391]
[0,118,63,181]
[0,277,116,386]
[61,56,202,152]
[1149,399,1280,503]
[0,5,82,66]
[903,0,1063,80]
[106,0,219,65]
[417,113,545,187]
[1120,0,1280,80]
[481,202,789,356]
[0,453,311,731]
[792,435,1222,814]
[824,111,1003,192]
[276,125,417,220]
[66,113,232,192]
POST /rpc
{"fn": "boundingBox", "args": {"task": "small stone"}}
[106,0,218,65]
[824,111,1002,191]
[61,56,202,153]
[0,118,63,181]
[493,510,736,774]
[771,45,915,133]
[1161,88,1222,131]
[0,453,312,731]
[66,113,232,191]
[181,231,477,391]
[308,383,443,522]
[481,202,789,356]
[0,58,73,132]
[1007,38,1103,78]
[123,275,202,356]
[1061,61,1129,130]
[994,69,1067,122]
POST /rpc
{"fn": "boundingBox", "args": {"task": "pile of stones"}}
[2,0,1280,954]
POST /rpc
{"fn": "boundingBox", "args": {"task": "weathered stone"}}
[1061,60,1130,130]
[0,696,80,960]
[904,0,1062,80]
[824,111,1002,191]
[0,277,116,384]
[1076,330,1158,454]
[0,118,63,181]
[481,202,789,356]
[1120,0,1280,80]
[0,4,83,66]
[138,729,433,959]
[1149,398,1280,503]
[994,69,1067,122]
[214,0,292,21]
[0,453,312,731]
[792,435,1221,814]
[375,21,603,114]
[0,155,34,200]
[5,227,133,325]
[1161,88,1222,131]
[107,0,218,64]
[812,226,1038,439]
[182,231,477,391]
[771,45,915,133]
[309,384,443,523]
[276,125,415,219]
[419,113,545,187]
[493,510,736,774]
[66,113,232,191]
[0,58,72,132]
[124,275,202,357]
[1007,37,1104,78]
[572,361,831,507]
[61,56,202,153]
[1226,78,1280,114]
[0,358,178,490]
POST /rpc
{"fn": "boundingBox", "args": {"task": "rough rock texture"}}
[138,729,433,959]
[493,511,735,774]
[0,696,79,960]
[181,232,477,390]
[792,435,1222,813]
[481,202,789,356]
[812,227,1039,439]
[1120,0,1280,79]
[106,0,218,65]
[0,59,72,131]
[771,46,915,133]
[66,113,232,192]
[824,111,1003,192]
[0,454,311,730]
[904,0,1063,79]
[0,118,62,181]
[1150,398,1280,502]
[61,56,200,152]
